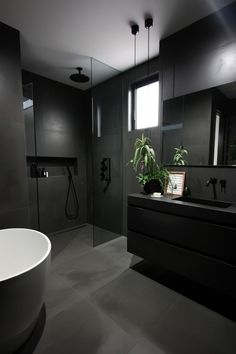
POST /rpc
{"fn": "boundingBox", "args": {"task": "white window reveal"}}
[131,75,159,130]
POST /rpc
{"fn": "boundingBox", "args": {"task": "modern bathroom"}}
[1,1,236,353]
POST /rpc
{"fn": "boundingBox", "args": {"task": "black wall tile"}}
[0,207,30,229]
[160,2,236,99]
[0,21,29,228]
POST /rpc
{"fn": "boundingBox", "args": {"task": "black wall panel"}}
[0,22,29,228]
[160,2,236,100]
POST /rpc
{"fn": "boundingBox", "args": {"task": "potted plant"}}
[128,134,169,194]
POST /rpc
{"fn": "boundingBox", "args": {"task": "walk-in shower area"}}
[23,57,124,247]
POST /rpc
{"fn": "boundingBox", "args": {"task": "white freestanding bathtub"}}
[0,228,51,354]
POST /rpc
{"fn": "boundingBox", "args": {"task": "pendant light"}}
[145,17,153,76]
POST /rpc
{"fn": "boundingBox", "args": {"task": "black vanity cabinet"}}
[128,194,236,298]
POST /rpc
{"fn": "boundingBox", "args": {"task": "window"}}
[130,75,159,130]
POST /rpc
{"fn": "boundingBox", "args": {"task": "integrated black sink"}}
[174,196,233,208]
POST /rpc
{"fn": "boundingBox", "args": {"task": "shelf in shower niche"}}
[26,156,78,178]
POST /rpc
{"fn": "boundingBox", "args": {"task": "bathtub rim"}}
[0,228,51,283]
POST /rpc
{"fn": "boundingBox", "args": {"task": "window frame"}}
[130,73,159,130]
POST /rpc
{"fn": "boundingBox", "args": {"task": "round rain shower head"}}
[70,67,89,83]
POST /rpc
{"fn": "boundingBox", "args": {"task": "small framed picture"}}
[165,171,186,196]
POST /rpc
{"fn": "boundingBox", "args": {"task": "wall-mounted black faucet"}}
[206,177,217,200]
[220,179,226,193]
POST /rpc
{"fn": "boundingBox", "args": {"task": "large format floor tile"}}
[148,297,236,354]
[44,273,84,321]
[91,269,179,338]
[54,237,133,296]
[34,227,236,354]
[57,248,130,296]
[35,298,137,354]
[128,339,166,354]
[50,225,93,262]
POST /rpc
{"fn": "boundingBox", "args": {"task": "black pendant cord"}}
[145,17,153,77]
[65,166,79,220]
[147,26,150,76]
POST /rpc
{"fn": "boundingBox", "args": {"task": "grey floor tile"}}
[49,230,78,260]
[44,273,84,320]
[148,297,236,354]
[49,225,92,258]
[128,339,166,354]
[51,236,92,266]
[72,224,93,245]
[98,236,128,256]
[97,236,134,267]
[97,236,141,267]
[56,246,131,296]
[50,227,94,273]
[35,230,236,354]
[96,235,142,267]
[93,226,121,246]
[91,269,179,338]
[35,299,137,354]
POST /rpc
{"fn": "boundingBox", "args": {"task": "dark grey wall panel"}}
[175,42,236,97]
[0,22,29,228]
[0,208,30,229]
[31,74,87,158]
[160,2,236,100]
[38,176,86,234]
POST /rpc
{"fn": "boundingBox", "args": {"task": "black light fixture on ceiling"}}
[145,17,153,75]
[131,23,139,66]
[70,67,90,83]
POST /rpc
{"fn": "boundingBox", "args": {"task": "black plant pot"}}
[143,179,162,194]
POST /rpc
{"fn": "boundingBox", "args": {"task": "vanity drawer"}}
[128,206,236,265]
[128,230,236,298]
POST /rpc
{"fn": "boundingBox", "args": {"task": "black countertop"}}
[128,194,236,228]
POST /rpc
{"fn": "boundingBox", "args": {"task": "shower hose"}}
[65,166,79,220]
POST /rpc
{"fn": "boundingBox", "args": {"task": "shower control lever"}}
[100,157,111,193]
[100,158,111,182]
